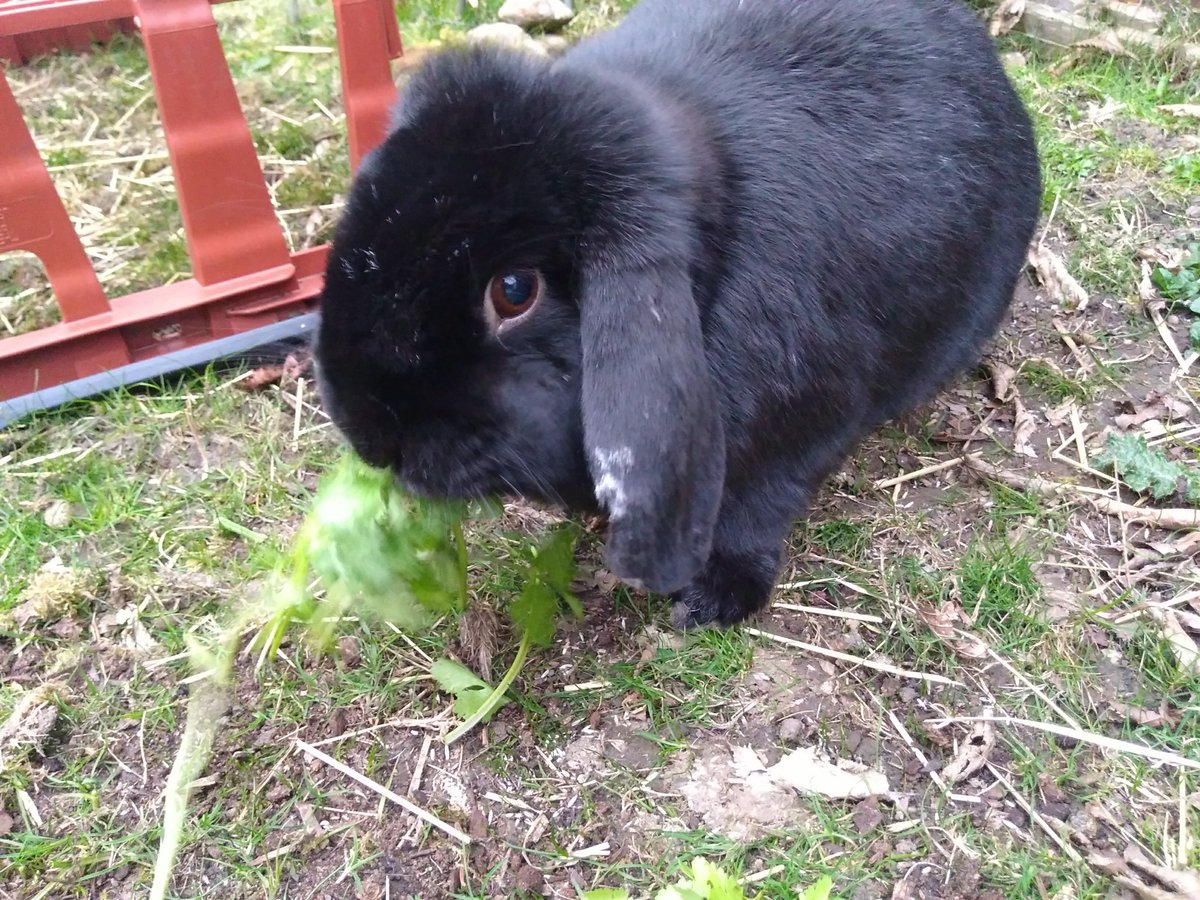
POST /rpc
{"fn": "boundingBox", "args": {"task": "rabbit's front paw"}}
[669,549,777,630]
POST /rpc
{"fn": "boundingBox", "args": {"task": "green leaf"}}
[216,515,267,544]
[802,876,835,900]
[655,858,751,900]
[1095,433,1200,503]
[582,891,631,900]
[530,526,579,594]
[509,579,558,647]
[430,658,508,721]
[300,453,470,631]
[1190,321,1200,352]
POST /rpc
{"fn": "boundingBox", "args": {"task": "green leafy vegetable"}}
[580,857,835,900]
[1095,433,1200,504]
[1152,243,1200,314]
[430,658,507,721]
[658,857,752,900]
[156,453,582,895]
[301,453,471,628]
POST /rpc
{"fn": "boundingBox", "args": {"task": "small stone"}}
[338,635,360,668]
[42,500,73,529]
[0,811,12,835]
[1002,51,1027,69]
[266,781,289,803]
[515,864,545,894]
[1041,800,1072,821]
[328,708,348,740]
[852,798,885,833]
[537,34,571,56]
[498,0,575,32]
[778,717,805,745]
[468,807,488,840]
[466,23,548,56]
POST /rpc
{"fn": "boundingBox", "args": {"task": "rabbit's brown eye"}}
[487,270,543,321]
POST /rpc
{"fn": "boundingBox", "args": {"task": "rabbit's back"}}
[563,0,1040,467]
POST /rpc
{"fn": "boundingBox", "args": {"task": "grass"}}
[4,2,1200,898]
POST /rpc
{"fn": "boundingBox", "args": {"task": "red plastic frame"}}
[0,0,402,404]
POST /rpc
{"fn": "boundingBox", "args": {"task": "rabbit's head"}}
[315,47,725,594]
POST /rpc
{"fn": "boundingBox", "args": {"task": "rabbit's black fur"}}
[314,0,1042,627]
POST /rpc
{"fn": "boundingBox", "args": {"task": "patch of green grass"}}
[958,538,1047,647]
[1021,360,1092,403]
[1163,153,1200,196]
[605,630,756,735]
[804,520,872,559]
[987,482,1045,522]
[1008,42,1200,214]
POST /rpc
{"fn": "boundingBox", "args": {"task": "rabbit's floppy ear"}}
[580,252,726,594]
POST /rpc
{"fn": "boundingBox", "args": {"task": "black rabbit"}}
[314,0,1042,628]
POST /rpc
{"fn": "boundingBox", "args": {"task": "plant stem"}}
[150,627,240,900]
[444,631,532,746]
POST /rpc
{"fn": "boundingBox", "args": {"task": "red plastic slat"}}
[0,0,401,406]
[0,72,111,321]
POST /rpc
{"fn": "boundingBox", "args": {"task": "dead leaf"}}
[735,745,890,799]
[96,604,159,654]
[1138,246,1187,269]
[1159,104,1200,119]
[916,601,989,659]
[281,351,312,382]
[0,811,12,836]
[1114,392,1190,431]
[1124,846,1200,895]
[234,365,286,391]
[1090,846,1200,899]
[1028,245,1089,312]
[1048,50,1082,78]
[1044,588,1081,623]
[1044,399,1077,428]
[1145,532,1200,560]
[987,360,1017,403]
[1075,29,1134,58]
[1013,396,1038,458]
[1108,702,1179,728]
[296,802,324,839]
[891,878,920,900]
[1155,610,1200,675]
[988,0,1025,36]
[1084,97,1125,125]
[591,568,621,595]
[0,683,64,769]
[941,720,996,784]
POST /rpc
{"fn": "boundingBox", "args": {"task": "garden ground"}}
[2,1,1200,897]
